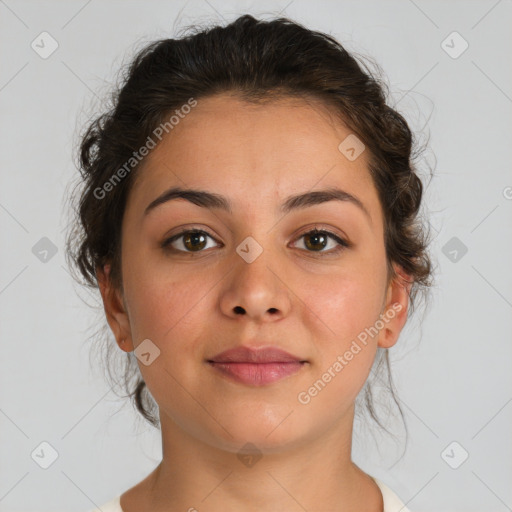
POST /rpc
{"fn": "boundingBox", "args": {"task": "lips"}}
[208,346,305,364]
[207,346,307,386]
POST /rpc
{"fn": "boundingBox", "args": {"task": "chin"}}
[204,416,310,456]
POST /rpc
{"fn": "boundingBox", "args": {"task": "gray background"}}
[1,1,511,511]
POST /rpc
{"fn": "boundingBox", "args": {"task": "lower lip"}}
[208,361,305,386]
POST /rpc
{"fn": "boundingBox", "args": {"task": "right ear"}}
[96,264,134,352]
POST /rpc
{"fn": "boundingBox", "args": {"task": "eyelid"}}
[294,224,350,244]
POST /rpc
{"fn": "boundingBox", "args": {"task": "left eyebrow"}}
[143,186,372,224]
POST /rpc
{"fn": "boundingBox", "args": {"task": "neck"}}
[132,404,383,512]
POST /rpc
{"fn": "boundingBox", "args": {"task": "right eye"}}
[161,229,221,253]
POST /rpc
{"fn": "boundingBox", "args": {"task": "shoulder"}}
[85,496,123,512]
[372,477,412,512]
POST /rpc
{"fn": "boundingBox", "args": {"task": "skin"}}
[97,92,412,512]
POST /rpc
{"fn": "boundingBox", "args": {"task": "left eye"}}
[291,228,349,254]
[162,228,349,255]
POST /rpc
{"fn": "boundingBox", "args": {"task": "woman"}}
[67,13,432,512]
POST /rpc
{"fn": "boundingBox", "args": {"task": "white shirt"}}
[87,477,411,512]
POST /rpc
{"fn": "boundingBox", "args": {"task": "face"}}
[98,93,410,455]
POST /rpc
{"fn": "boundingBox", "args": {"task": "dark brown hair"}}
[66,14,434,452]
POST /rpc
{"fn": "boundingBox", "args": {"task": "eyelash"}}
[161,226,351,256]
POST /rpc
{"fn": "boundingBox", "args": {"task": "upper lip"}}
[208,346,305,363]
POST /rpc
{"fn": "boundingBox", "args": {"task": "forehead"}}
[127,93,381,222]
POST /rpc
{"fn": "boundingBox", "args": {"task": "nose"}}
[219,249,292,323]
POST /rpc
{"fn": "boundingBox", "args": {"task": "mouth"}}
[206,345,308,386]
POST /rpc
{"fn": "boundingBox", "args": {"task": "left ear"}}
[377,264,413,349]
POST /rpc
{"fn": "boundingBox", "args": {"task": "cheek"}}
[124,269,210,397]
[297,277,383,415]
[303,256,387,394]
[121,232,204,334]
[125,269,206,343]
[310,264,387,344]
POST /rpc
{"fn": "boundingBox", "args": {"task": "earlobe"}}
[96,264,134,352]
[377,265,413,349]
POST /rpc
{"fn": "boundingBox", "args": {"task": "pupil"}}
[306,232,326,251]
[185,232,206,251]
